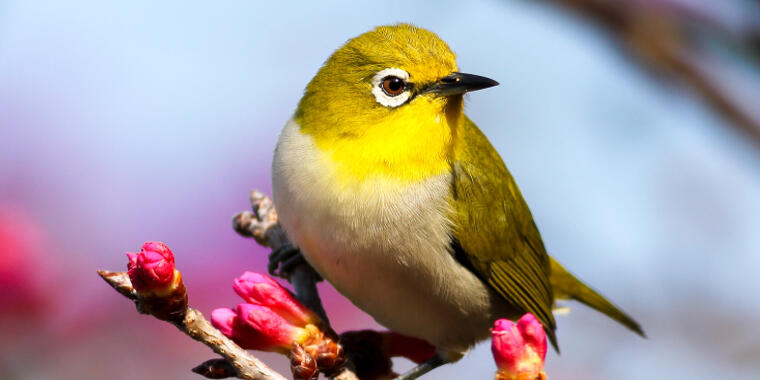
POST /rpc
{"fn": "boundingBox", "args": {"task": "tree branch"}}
[542,0,760,148]
[233,190,358,380]
[99,189,364,379]
[97,270,287,380]
[232,190,330,329]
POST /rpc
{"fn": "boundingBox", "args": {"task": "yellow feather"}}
[295,95,455,185]
[294,23,460,185]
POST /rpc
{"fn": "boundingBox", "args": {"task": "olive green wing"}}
[449,116,558,350]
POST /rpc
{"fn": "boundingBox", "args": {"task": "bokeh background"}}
[2,1,760,379]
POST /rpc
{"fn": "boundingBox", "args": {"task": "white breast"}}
[271,118,509,353]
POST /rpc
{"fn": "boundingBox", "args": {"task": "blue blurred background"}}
[2,1,760,379]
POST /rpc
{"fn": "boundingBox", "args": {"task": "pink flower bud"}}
[491,314,546,380]
[492,319,524,372]
[210,307,237,338]
[211,303,307,354]
[126,241,177,295]
[517,314,547,362]
[233,272,319,327]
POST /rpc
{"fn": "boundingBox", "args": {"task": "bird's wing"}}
[448,116,558,349]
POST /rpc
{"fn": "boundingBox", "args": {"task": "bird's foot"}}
[393,353,447,380]
[267,243,321,281]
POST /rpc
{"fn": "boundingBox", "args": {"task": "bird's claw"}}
[268,244,317,280]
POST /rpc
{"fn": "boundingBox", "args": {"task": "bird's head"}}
[294,24,498,182]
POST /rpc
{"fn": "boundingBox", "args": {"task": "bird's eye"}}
[381,76,405,96]
[371,68,411,108]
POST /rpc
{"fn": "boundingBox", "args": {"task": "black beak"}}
[423,72,499,96]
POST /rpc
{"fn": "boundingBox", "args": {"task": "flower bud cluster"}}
[491,314,548,380]
[212,272,344,379]
[126,242,187,321]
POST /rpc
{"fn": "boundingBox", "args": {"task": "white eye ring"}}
[371,68,411,108]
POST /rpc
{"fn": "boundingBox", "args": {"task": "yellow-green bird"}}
[272,23,644,378]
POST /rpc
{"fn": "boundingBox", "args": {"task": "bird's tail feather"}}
[549,257,646,337]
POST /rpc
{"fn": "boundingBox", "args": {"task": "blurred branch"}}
[540,0,760,148]
[97,270,287,380]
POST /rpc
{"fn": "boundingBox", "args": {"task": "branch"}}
[100,190,404,379]
[542,0,760,148]
[233,191,330,327]
[97,270,287,380]
[233,190,358,380]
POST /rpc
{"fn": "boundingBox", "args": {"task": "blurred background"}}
[2,0,759,379]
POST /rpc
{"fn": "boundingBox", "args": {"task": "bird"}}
[271,23,644,379]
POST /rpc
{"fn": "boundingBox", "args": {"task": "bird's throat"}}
[296,96,463,185]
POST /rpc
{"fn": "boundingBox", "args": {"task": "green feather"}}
[550,257,646,337]
[449,116,558,350]
[449,116,644,351]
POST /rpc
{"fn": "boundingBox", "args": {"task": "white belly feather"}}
[272,119,508,353]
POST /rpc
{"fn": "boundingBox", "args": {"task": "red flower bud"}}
[211,303,307,354]
[126,241,178,295]
[491,314,547,380]
[233,272,320,327]
[124,241,187,321]
[382,332,436,364]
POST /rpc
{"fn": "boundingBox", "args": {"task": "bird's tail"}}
[549,257,646,337]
